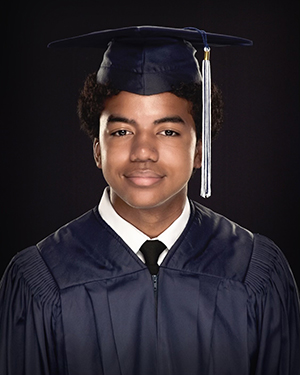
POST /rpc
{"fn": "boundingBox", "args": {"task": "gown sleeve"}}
[0,247,65,375]
[245,234,300,375]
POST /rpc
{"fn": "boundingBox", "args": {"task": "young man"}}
[0,26,299,375]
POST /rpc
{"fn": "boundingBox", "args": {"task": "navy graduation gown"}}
[0,200,299,375]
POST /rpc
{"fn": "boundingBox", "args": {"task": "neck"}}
[110,192,187,238]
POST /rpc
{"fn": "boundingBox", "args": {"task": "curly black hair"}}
[77,72,223,141]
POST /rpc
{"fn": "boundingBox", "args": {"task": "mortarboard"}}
[48,26,253,198]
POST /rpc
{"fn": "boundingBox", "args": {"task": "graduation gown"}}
[0,200,299,375]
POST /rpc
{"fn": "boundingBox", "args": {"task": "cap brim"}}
[48,25,253,49]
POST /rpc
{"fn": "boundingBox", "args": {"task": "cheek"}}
[183,138,199,166]
[162,142,196,176]
[99,140,127,172]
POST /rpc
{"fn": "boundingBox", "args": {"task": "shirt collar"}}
[98,187,190,255]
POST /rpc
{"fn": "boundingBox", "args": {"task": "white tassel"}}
[200,47,212,198]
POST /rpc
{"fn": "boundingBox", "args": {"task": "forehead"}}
[102,91,193,119]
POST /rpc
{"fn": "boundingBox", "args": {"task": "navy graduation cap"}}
[48,26,253,198]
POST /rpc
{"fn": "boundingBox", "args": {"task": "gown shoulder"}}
[0,246,65,374]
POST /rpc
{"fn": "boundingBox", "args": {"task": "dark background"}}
[1,0,299,285]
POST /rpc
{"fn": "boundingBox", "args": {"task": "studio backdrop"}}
[1,0,299,284]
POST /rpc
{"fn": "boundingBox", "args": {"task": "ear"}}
[93,138,102,169]
[193,140,202,169]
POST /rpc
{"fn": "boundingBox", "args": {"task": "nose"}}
[130,133,159,162]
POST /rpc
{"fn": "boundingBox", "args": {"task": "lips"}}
[124,170,165,187]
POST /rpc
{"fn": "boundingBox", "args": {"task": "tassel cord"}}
[201,55,212,198]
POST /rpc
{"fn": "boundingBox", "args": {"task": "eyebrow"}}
[107,115,185,126]
[107,115,137,125]
[153,116,185,125]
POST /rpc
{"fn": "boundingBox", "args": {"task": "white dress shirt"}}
[98,187,190,265]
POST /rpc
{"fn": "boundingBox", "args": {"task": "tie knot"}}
[139,240,166,275]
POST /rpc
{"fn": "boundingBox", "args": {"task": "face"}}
[94,91,201,214]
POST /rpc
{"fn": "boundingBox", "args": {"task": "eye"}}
[159,129,180,137]
[111,129,133,137]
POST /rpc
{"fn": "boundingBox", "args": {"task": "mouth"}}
[124,170,165,187]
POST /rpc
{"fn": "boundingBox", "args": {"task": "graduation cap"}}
[48,26,253,198]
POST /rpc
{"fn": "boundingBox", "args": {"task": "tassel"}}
[184,27,212,197]
[201,47,211,198]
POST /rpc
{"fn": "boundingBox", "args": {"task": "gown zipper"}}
[152,274,158,312]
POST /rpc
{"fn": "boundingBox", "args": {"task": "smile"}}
[124,170,165,187]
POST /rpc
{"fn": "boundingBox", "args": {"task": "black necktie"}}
[139,240,166,275]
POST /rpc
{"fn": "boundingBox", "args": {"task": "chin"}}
[124,196,166,210]
[122,189,186,211]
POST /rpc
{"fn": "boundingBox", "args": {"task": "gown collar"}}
[98,187,190,265]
